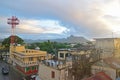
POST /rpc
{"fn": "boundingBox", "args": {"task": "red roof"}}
[83,72,112,80]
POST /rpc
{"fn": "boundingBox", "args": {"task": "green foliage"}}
[27,41,71,54]
[2,35,24,48]
[73,43,83,48]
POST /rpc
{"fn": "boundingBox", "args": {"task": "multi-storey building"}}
[95,38,120,58]
[9,45,47,78]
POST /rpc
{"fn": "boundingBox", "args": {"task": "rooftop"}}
[11,45,47,57]
[94,38,120,40]
[83,72,112,80]
[41,59,71,70]
[93,57,120,69]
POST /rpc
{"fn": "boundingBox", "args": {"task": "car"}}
[2,67,9,75]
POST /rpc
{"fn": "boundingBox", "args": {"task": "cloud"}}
[0,16,70,38]
[0,0,120,39]
[17,19,70,34]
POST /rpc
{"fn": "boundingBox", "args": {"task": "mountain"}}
[0,39,3,42]
[64,35,88,43]
[24,35,89,43]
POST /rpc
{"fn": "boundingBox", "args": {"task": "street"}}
[0,60,23,80]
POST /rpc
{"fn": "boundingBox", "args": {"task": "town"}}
[0,16,120,80]
[0,0,120,80]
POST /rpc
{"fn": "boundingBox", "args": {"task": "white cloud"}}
[18,19,70,34]
[0,16,70,35]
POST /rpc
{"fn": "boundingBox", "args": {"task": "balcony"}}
[11,58,38,67]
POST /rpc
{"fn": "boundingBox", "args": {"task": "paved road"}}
[0,60,23,80]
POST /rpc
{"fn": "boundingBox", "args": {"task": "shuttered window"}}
[51,71,55,78]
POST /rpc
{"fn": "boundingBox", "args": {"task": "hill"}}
[24,35,89,43]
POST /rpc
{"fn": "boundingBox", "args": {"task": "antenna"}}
[7,16,19,45]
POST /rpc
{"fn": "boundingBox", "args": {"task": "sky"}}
[0,0,120,40]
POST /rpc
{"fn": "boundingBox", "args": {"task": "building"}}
[95,38,120,58]
[57,48,100,80]
[58,48,93,60]
[0,44,9,61]
[83,72,112,80]
[58,49,75,60]
[9,45,47,79]
[58,48,100,62]
[38,60,71,80]
[91,57,120,80]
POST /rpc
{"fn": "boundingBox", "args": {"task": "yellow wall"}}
[114,38,120,49]
[114,38,120,58]
[15,46,26,52]
[10,45,47,66]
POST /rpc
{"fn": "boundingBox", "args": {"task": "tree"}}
[27,41,71,54]
[2,35,24,49]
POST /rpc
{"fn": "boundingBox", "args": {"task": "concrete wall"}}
[95,38,114,51]
[58,51,69,60]
[95,38,114,58]
[95,38,120,58]
[38,63,66,80]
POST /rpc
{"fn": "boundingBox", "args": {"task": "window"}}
[118,71,120,77]
[32,66,35,70]
[60,53,64,58]
[37,57,41,62]
[29,57,33,61]
[26,67,30,72]
[66,53,70,57]
[51,71,55,78]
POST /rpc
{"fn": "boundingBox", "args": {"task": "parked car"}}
[1,66,9,75]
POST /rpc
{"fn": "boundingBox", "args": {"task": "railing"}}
[23,61,38,66]
[41,60,72,69]
[11,58,38,67]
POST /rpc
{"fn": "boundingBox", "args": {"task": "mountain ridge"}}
[24,35,89,43]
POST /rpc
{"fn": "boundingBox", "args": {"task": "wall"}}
[114,38,120,58]
[38,63,66,80]
[58,50,69,60]
[95,38,114,49]
[15,46,26,52]
[95,38,114,58]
